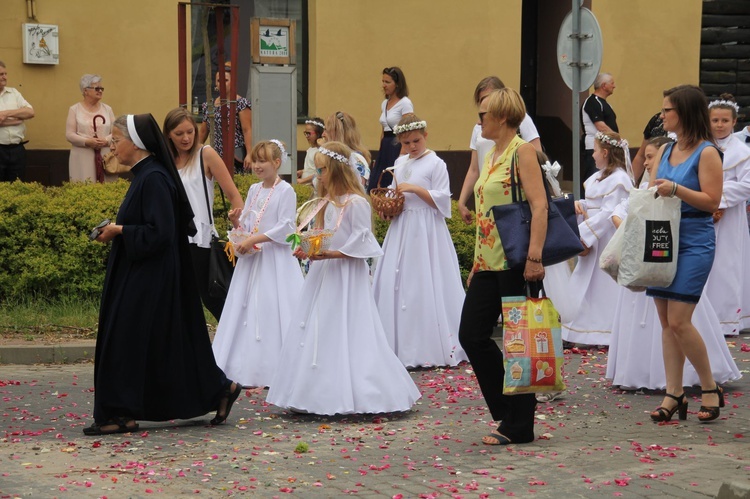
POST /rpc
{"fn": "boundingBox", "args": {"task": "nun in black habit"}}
[83,113,241,436]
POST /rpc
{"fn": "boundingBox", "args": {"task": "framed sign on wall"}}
[251,18,296,65]
[23,23,59,65]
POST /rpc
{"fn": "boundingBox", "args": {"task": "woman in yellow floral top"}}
[458,88,548,446]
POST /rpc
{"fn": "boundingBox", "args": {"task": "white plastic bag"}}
[617,187,681,290]
[598,221,626,282]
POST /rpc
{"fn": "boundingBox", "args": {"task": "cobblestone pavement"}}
[0,335,748,498]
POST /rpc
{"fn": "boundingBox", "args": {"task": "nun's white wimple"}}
[126,115,147,151]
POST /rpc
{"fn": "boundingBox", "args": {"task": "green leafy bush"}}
[0,180,129,302]
[0,177,475,302]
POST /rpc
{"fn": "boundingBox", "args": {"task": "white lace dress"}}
[266,195,421,415]
[212,181,304,387]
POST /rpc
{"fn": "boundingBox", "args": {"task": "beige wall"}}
[304,0,523,152]
[0,1,179,149]
[592,0,702,145]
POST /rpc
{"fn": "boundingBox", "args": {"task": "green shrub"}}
[0,180,129,302]
[0,177,474,302]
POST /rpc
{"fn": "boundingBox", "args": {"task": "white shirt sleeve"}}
[518,114,540,142]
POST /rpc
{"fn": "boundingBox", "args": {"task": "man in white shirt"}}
[581,73,618,191]
[0,61,35,181]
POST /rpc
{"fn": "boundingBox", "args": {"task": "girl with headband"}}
[212,139,304,389]
[372,113,468,368]
[267,141,420,415]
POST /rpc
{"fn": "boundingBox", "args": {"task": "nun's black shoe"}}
[211,382,241,425]
[83,417,139,435]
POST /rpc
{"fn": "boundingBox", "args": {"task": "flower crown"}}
[393,120,427,135]
[708,99,740,113]
[270,139,287,158]
[305,119,325,129]
[595,131,628,149]
[317,146,349,165]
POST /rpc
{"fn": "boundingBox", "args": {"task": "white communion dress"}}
[266,195,421,415]
[212,180,304,388]
[704,135,750,336]
[372,151,468,368]
[558,168,632,345]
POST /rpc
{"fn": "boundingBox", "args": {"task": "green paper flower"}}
[286,232,301,250]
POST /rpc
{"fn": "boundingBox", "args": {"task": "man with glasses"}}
[581,73,618,192]
[0,61,35,182]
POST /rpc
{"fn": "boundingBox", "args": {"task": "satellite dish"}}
[557,8,603,92]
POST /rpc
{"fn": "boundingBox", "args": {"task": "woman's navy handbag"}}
[489,154,583,268]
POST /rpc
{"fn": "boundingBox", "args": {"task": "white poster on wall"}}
[23,24,59,65]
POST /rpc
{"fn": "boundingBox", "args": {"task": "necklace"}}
[244,177,280,233]
[400,149,431,181]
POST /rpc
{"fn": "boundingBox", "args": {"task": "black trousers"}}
[189,244,226,321]
[0,143,26,182]
[458,269,537,443]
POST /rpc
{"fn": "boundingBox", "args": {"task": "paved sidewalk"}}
[0,335,748,498]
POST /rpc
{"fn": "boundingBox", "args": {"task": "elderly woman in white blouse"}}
[66,74,117,182]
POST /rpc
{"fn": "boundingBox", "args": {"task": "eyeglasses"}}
[661,107,675,114]
[87,86,104,92]
[383,67,398,80]
[316,166,327,175]
[478,112,487,122]
[304,131,313,137]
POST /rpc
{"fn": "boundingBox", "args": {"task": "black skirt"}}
[368,131,401,192]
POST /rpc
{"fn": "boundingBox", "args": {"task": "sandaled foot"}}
[650,393,687,422]
[211,381,241,425]
[536,391,563,403]
[482,431,512,446]
[698,385,724,423]
[83,417,139,436]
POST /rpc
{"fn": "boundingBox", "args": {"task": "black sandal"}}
[211,381,242,425]
[650,393,687,422]
[82,417,139,436]
[698,385,725,423]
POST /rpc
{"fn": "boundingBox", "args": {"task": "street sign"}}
[557,8,603,92]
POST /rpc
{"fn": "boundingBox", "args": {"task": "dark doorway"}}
[521,0,591,186]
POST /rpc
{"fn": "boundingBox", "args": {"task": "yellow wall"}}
[592,0,702,145]
[2,0,704,155]
[0,0,180,149]
[305,0,523,151]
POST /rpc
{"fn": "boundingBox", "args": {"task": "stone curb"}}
[0,342,96,365]
[717,481,750,499]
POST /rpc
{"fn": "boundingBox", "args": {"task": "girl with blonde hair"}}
[323,111,371,186]
[212,140,304,389]
[267,141,420,415]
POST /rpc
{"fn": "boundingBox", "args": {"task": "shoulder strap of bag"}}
[199,146,214,226]
[508,150,522,203]
[199,146,231,231]
[508,146,556,207]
